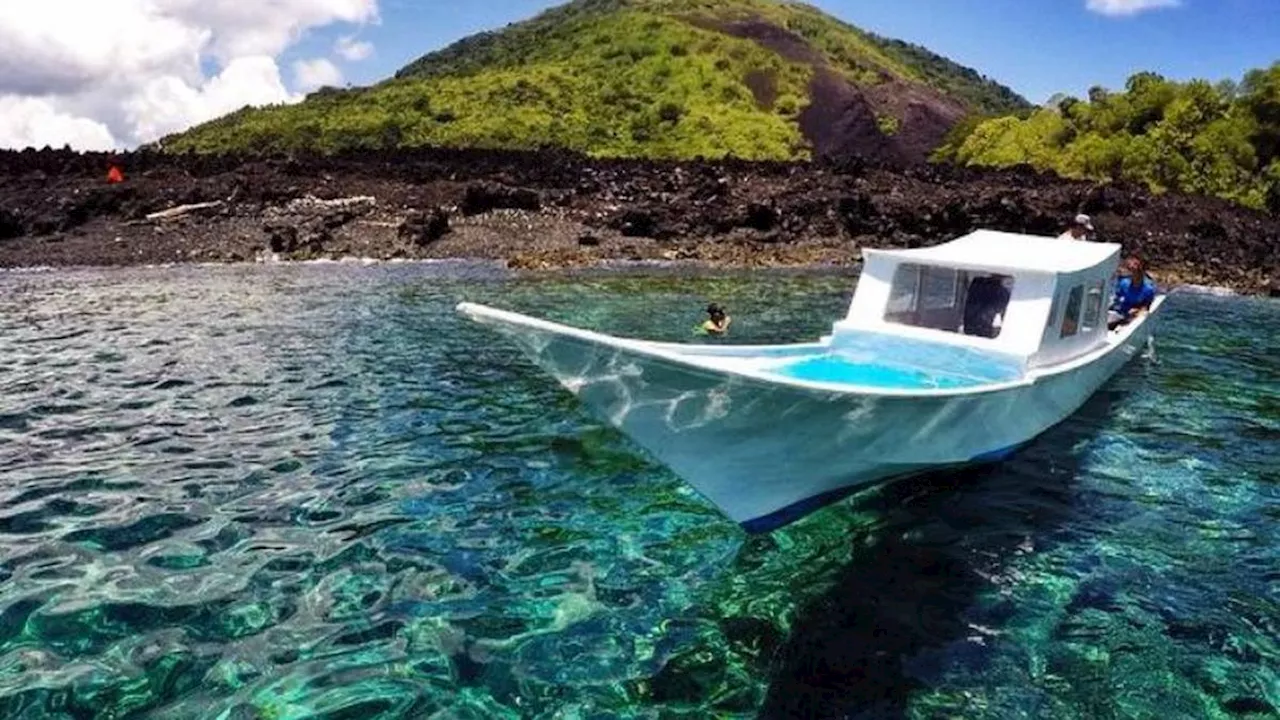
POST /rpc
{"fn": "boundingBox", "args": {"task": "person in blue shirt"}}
[1108,256,1157,330]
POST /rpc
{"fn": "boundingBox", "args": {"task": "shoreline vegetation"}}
[1,147,1277,296]
[937,65,1280,215]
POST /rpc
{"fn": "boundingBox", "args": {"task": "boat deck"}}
[683,338,1029,391]
[764,353,1003,390]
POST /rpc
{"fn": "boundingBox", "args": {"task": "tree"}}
[947,62,1280,211]
[1241,63,1280,165]
[1125,71,1177,135]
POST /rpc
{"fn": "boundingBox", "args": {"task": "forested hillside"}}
[936,64,1280,212]
[160,0,1029,163]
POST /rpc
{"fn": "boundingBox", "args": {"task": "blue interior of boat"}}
[764,331,1025,390]
[768,354,980,389]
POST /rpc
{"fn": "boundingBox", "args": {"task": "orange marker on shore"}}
[106,161,124,184]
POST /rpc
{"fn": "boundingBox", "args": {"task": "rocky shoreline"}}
[1,147,1277,294]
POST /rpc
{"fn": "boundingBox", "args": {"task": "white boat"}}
[457,229,1165,533]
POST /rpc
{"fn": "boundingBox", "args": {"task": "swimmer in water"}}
[701,303,731,335]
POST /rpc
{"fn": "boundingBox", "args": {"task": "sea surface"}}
[0,262,1276,719]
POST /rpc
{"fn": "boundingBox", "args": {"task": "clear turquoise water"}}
[769,354,994,389]
[0,262,1276,719]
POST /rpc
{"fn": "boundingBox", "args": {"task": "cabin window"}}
[886,265,921,316]
[920,266,961,310]
[1060,285,1084,338]
[1045,287,1062,337]
[1082,280,1105,332]
[884,264,1013,338]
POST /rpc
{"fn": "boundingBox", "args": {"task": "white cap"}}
[1075,213,1094,231]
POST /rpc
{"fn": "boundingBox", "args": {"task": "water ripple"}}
[0,264,1275,717]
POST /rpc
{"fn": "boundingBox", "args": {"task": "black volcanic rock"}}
[0,146,1275,294]
[399,208,451,245]
[613,208,663,238]
[1266,273,1280,297]
[0,208,22,241]
[744,202,780,232]
[461,181,541,216]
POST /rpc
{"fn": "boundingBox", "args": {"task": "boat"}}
[457,229,1166,533]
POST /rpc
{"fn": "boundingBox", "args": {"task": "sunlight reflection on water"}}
[0,263,1274,718]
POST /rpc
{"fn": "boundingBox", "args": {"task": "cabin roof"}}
[863,229,1121,275]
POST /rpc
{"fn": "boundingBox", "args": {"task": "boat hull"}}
[459,301,1162,532]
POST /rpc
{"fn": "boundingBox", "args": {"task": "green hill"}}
[935,64,1280,212]
[160,0,1030,162]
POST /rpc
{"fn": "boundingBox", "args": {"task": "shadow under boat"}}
[754,378,1131,720]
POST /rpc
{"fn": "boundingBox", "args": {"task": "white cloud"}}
[0,0,378,150]
[0,96,118,150]
[1086,0,1181,17]
[293,58,345,92]
[336,36,374,61]
[157,0,379,62]
[128,56,299,143]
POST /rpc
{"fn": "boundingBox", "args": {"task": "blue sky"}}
[303,0,1280,104]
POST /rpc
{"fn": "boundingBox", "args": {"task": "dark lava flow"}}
[1,147,1276,295]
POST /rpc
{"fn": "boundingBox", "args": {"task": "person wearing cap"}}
[1059,214,1095,241]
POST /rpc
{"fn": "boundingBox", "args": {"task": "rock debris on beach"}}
[0,147,1276,294]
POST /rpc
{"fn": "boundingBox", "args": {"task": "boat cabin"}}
[834,230,1122,369]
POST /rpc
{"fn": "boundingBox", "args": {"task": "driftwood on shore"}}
[145,201,224,222]
[142,195,375,223]
[284,195,376,212]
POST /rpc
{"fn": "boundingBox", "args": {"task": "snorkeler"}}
[700,303,731,335]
